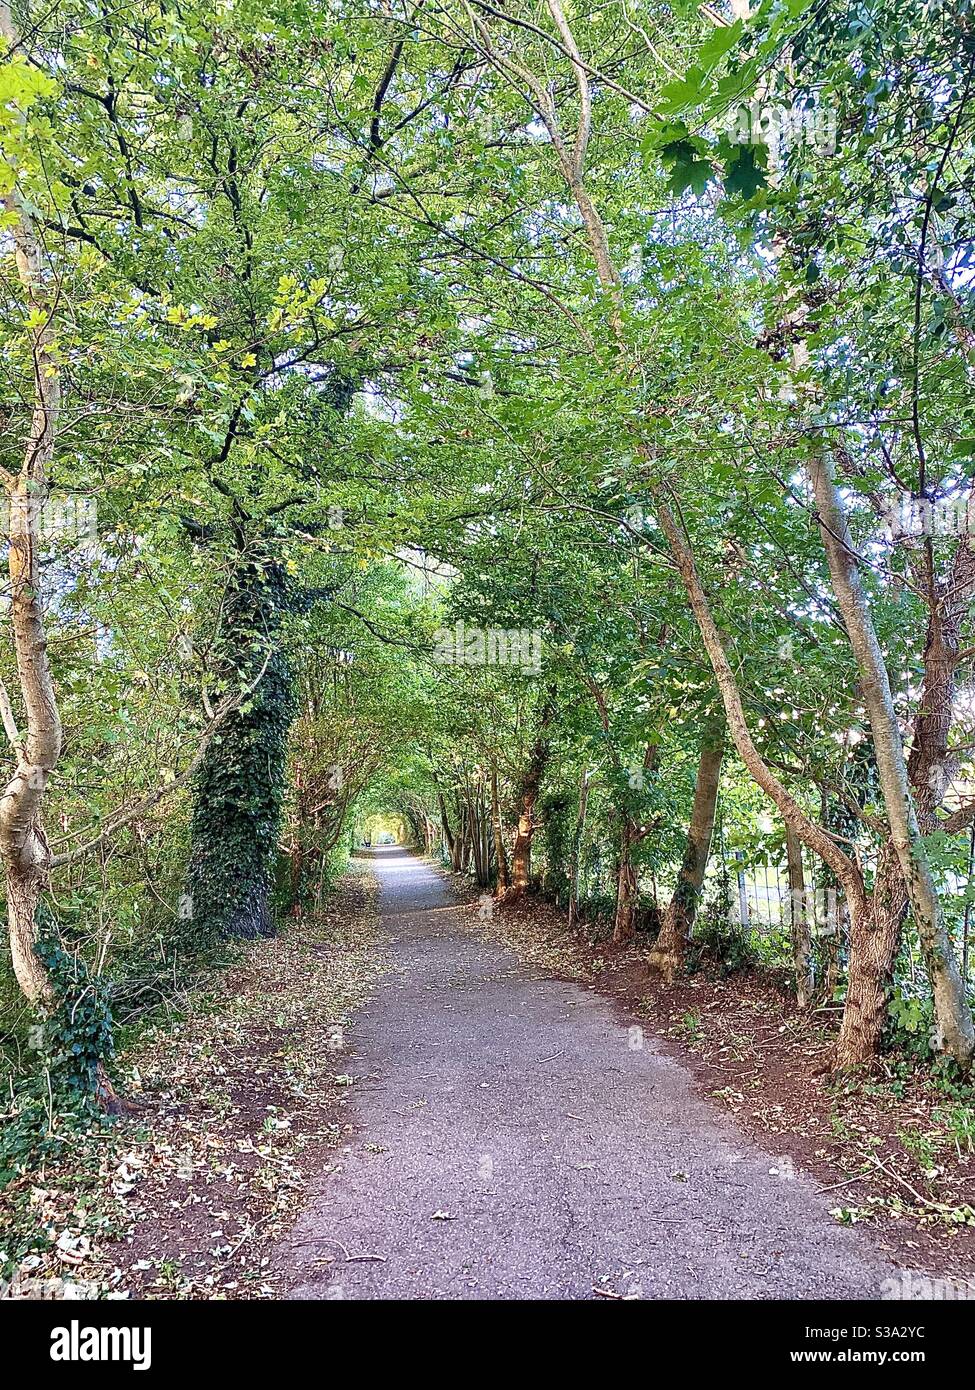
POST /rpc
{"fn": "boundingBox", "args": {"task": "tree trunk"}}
[786,825,814,1009]
[809,447,974,1069]
[491,766,509,894]
[186,554,295,942]
[0,13,63,1005]
[648,730,723,980]
[508,733,550,898]
[835,844,906,1066]
[466,776,491,887]
[437,790,460,870]
[509,813,532,892]
[458,796,471,874]
[652,500,933,1068]
[568,766,591,927]
[655,501,867,905]
[613,819,640,944]
[6,859,54,1003]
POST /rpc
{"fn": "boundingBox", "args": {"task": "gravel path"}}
[278,848,896,1300]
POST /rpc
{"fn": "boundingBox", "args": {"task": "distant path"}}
[277,848,895,1300]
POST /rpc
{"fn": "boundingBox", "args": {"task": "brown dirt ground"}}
[1,863,384,1301]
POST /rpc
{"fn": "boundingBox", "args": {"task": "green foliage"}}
[934,1103,975,1156]
[0,909,114,1192]
[35,911,114,1101]
[887,987,937,1060]
[0,1079,103,1196]
[680,1010,703,1043]
[2,0,975,1125]
[540,793,572,906]
[690,901,758,978]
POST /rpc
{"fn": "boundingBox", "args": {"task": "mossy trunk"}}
[187,554,295,942]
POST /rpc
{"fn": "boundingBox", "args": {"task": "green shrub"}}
[689,902,757,976]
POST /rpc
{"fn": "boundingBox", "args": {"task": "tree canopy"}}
[2,0,975,1133]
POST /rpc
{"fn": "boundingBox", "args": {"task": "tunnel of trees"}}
[2,0,975,1152]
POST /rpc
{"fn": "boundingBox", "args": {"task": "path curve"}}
[278,848,896,1300]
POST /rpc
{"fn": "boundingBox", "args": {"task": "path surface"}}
[278,848,895,1300]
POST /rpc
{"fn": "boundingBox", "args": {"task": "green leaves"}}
[0,50,58,193]
[0,51,57,108]
[655,132,768,204]
[2,0,975,1117]
[660,138,715,197]
[697,18,746,72]
[657,19,744,114]
[722,144,768,200]
[659,66,712,116]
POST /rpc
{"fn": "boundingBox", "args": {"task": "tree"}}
[0,6,63,1003]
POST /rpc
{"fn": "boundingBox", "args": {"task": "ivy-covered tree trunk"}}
[187,553,295,942]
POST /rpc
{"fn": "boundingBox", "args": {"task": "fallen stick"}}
[816,1171,871,1195]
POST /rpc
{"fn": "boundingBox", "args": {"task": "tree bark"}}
[465,772,490,887]
[835,842,906,1066]
[438,789,464,872]
[568,766,591,928]
[490,765,510,894]
[648,729,724,980]
[809,447,974,1069]
[785,825,814,1009]
[613,817,640,944]
[0,8,63,1004]
[508,732,550,898]
[509,807,533,893]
